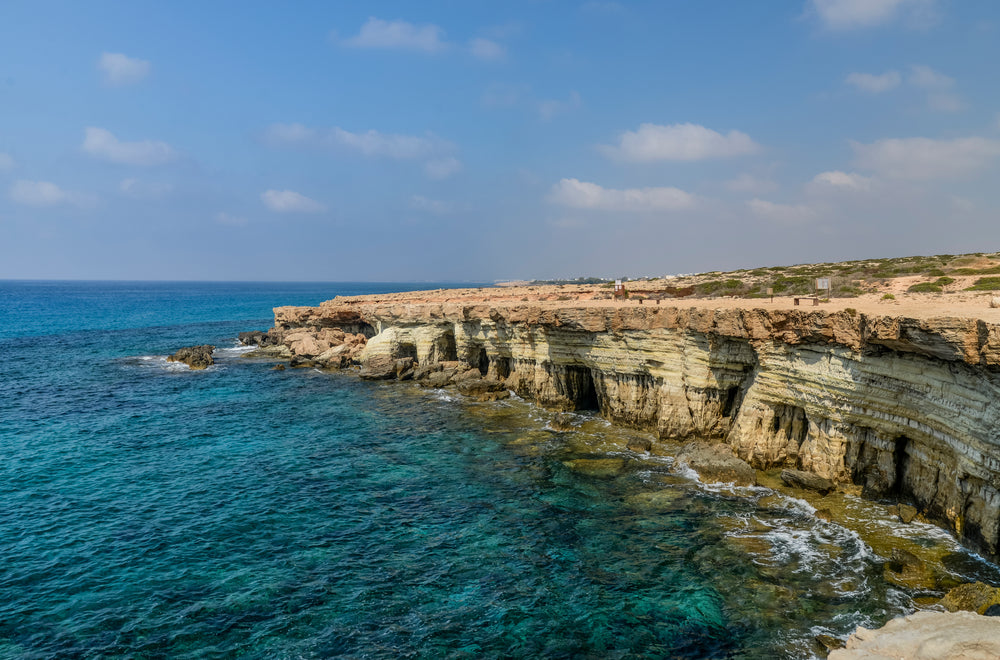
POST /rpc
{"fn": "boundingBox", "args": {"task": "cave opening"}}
[893,435,911,498]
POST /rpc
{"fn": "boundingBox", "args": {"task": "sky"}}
[1,0,998,281]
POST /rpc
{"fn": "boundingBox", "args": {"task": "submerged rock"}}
[828,610,1000,659]
[779,469,833,495]
[676,442,756,486]
[167,345,215,370]
[940,581,1000,615]
[563,458,625,478]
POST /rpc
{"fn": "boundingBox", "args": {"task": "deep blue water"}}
[2,281,998,659]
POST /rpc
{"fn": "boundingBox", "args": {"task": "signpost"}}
[816,278,831,297]
[767,287,774,302]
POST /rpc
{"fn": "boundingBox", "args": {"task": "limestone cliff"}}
[267,300,1000,562]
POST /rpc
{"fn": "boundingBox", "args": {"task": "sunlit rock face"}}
[272,301,1000,561]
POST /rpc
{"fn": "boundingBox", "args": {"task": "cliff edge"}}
[257,291,1000,564]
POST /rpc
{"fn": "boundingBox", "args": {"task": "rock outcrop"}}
[828,611,1000,659]
[167,345,215,370]
[258,299,1000,562]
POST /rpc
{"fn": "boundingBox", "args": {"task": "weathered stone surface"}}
[167,345,214,370]
[828,611,1000,660]
[940,582,1000,615]
[676,442,756,486]
[780,469,834,495]
[898,504,919,524]
[263,299,1000,561]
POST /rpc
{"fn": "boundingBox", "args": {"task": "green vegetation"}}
[882,293,895,300]
[966,277,1000,291]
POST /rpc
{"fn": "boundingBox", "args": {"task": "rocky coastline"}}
[238,288,1000,654]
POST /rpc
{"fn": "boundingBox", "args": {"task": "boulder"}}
[676,442,757,486]
[828,611,1000,660]
[358,355,398,380]
[167,345,215,370]
[898,503,919,523]
[780,469,834,495]
[940,581,1000,615]
[456,377,509,401]
[284,332,331,358]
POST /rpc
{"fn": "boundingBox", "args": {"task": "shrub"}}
[935,276,955,286]
[925,268,946,277]
[882,293,895,300]
[908,282,943,293]
[723,279,742,290]
[966,277,1000,291]
[844,308,858,317]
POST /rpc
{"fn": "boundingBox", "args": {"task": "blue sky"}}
[1,0,998,281]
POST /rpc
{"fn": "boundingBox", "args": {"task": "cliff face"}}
[271,301,1000,561]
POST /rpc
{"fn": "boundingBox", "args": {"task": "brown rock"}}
[780,469,833,496]
[829,611,1000,660]
[898,503,919,523]
[940,581,1000,615]
[676,442,756,486]
[167,345,215,370]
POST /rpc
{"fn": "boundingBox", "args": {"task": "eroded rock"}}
[780,469,833,496]
[940,581,1000,615]
[676,442,756,486]
[167,345,215,370]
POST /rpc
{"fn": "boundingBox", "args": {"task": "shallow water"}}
[2,281,997,659]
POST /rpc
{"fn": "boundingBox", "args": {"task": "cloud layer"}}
[600,123,759,162]
[82,128,175,166]
[549,178,696,212]
[852,137,1000,180]
[98,52,150,86]
[260,189,326,213]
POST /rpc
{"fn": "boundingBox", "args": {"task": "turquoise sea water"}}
[3,281,999,659]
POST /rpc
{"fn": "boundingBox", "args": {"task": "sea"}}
[2,280,999,659]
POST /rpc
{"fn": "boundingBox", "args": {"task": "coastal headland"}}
[239,259,1000,654]
[247,279,1000,565]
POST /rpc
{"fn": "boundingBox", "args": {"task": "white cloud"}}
[548,178,696,212]
[119,178,172,199]
[9,179,94,207]
[845,71,901,93]
[726,173,778,194]
[410,195,456,215]
[851,136,1000,180]
[82,127,175,166]
[424,157,462,180]
[926,93,964,112]
[747,198,818,225]
[330,127,440,159]
[98,52,150,86]
[809,170,874,191]
[341,18,447,52]
[264,123,460,179]
[809,0,936,30]
[908,64,953,89]
[0,153,15,171]
[538,91,581,121]
[216,212,248,226]
[260,189,326,213]
[600,123,760,162]
[266,123,448,160]
[469,38,505,61]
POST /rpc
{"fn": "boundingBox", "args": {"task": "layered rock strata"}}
[258,300,1000,562]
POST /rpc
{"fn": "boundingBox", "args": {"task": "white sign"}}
[816,278,831,290]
